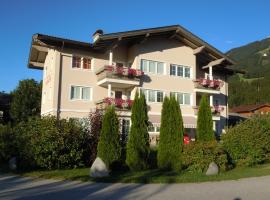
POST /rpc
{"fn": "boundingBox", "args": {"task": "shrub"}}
[182,141,229,173]
[13,116,91,169]
[0,124,17,163]
[158,96,184,171]
[97,106,121,169]
[84,110,103,166]
[196,95,214,141]
[126,92,150,171]
[222,115,270,167]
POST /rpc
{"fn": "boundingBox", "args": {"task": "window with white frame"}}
[72,56,92,69]
[170,64,191,78]
[148,123,160,133]
[70,86,92,100]
[140,88,164,103]
[141,59,165,75]
[170,92,191,105]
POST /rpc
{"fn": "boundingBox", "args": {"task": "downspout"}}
[225,74,229,129]
[56,41,64,120]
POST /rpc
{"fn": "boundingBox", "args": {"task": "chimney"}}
[92,29,103,42]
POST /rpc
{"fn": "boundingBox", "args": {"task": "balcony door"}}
[115,91,122,99]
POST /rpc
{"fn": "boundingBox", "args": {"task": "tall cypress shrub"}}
[196,95,214,141]
[97,106,121,169]
[158,96,184,171]
[126,92,150,171]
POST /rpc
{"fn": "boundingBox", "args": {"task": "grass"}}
[15,163,270,184]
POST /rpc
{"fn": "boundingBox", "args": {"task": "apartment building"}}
[28,25,237,144]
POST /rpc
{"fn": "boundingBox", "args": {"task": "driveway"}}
[0,173,270,200]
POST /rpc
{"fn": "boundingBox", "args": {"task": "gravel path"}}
[0,173,270,200]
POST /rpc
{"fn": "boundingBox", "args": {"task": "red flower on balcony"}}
[104,65,143,77]
[103,97,133,109]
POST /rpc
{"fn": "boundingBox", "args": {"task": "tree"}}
[10,79,41,122]
[0,91,12,124]
[126,92,150,171]
[97,106,121,169]
[158,96,184,171]
[196,95,214,141]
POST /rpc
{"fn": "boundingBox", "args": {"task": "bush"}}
[182,141,229,173]
[158,96,184,171]
[0,124,17,163]
[13,116,91,169]
[126,92,150,171]
[97,106,121,169]
[222,115,270,167]
[196,95,214,141]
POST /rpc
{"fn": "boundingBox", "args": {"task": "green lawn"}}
[17,163,270,184]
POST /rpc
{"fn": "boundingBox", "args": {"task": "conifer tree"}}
[97,106,121,169]
[196,94,214,141]
[126,92,150,171]
[158,96,184,171]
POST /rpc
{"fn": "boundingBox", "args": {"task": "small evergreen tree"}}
[158,96,184,171]
[97,106,121,169]
[126,92,150,171]
[196,95,214,141]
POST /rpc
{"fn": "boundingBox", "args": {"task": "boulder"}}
[206,162,219,176]
[9,157,17,171]
[90,157,109,178]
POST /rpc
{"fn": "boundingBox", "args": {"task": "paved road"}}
[0,174,270,200]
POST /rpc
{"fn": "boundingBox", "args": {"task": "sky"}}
[0,0,269,92]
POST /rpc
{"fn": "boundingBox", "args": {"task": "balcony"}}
[96,97,133,110]
[95,65,143,88]
[193,78,223,94]
[193,105,224,116]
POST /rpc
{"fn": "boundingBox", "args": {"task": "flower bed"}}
[104,65,144,77]
[103,97,133,109]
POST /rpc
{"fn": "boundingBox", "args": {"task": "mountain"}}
[226,37,270,78]
[226,37,270,107]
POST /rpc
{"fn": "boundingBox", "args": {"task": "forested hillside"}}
[227,37,270,107]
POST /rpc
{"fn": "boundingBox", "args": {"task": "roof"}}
[28,25,239,73]
[230,104,270,113]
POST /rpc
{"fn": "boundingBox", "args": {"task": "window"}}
[177,66,183,77]
[72,56,81,68]
[72,56,92,69]
[157,91,164,102]
[170,65,176,75]
[81,87,90,100]
[140,88,164,103]
[148,124,155,132]
[149,61,156,73]
[170,64,191,78]
[83,58,91,69]
[70,86,91,101]
[148,124,160,133]
[148,90,156,102]
[170,92,191,105]
[141,59,165,75]
[141,60,148,72]
[157,62,164,74]
[184,68,190,78]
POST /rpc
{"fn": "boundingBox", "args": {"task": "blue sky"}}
[0,0,269,92]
